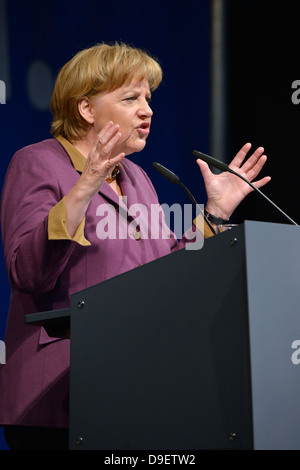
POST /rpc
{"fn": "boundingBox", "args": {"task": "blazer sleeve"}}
[48,196,91,245]
[1,144,87,295]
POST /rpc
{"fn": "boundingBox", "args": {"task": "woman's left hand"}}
[196,143,271,220]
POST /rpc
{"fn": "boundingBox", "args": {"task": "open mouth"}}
[136,122,150,134]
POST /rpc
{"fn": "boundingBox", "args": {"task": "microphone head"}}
[192,150,229,172]
[152,162,180,184]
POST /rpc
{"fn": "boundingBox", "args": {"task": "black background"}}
[226,1,300,225]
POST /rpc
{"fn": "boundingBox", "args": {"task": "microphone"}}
[152,162,180,185]
[193,149,299,227]
[152,162,216,234]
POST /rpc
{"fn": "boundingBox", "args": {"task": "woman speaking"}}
[0,42,270,449]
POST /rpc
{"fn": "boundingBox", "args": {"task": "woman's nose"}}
[138,100,153,118]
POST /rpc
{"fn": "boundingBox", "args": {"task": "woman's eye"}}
[125,96,136,102]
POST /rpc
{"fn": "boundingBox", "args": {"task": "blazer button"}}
[133,230,141,240]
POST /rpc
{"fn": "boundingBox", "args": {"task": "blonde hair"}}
[50,42,163,141]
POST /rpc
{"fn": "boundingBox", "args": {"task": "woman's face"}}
[89,76,153,156]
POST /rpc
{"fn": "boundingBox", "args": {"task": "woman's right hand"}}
[79,121,125,199]
[65,121,125,237]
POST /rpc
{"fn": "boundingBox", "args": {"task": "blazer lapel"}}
[98,162,139,227]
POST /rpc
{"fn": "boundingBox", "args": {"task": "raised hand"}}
[196,143,271,220]
[80,121,125,198]
[65,121,125,237]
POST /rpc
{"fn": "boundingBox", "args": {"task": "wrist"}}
[72,175,100,204]
[204,208,229,226]
[205,201,231,221]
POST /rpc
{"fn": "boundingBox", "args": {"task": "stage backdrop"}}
[0,0,210,449]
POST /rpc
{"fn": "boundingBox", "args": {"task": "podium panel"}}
[245,221,300,450]
[69,224,253,450]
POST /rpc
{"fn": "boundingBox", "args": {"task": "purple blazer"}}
[0,138,187,428]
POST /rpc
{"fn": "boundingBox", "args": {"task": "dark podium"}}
[25,221,300,450]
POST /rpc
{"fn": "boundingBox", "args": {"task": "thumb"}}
[196,158,211,180]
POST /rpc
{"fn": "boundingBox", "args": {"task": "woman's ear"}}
[77,97,95,125]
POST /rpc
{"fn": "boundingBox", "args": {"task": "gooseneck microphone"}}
[152,162,180,185]
[192,150,299,227]
[152,162,216,234]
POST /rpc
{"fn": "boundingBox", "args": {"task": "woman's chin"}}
[125,140,147,155]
